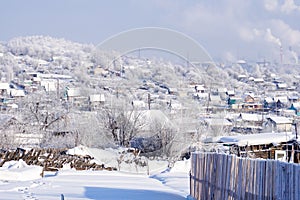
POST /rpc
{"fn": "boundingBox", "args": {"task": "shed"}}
[266,116,293,132]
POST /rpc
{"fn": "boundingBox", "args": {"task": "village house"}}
[276,83,287,90]
[237,74,247,82]
[203,118,233,136]
[10,89,26,98]
[233,113,264,133]
[209,94,223,107]
[265,116,293,132]
[274,96,289,108]
[288,95,299,103]
[0,82,10,97]
[290,102,300,116]
[203,132,300,163]
[65,87,88,109]
[89,94,105,110]
[226,90,235,97]
[217,88,227,100]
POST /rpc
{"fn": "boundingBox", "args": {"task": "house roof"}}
[66,88,81,97]
[268,116,293,124]
[277,83,287,88]
[291,102,300,109]
[195,85,206,91]
[274,96,288,103]
[239,113,263,121]
[264,97,274,103]
[253,78,264,82]
[10,89,25,97]
[203,132,295,146]
[41,80,57,92]
[210,95,221,102]
[132,100,146,108]
[0,83,9,90]
[218,88,227,93]
[227,90,235,95]
[204,118,233,126]
[89,94,105,102]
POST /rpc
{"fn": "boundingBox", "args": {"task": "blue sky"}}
[1,0,300,62]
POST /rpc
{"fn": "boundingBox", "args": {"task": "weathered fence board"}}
[190,153,300,200]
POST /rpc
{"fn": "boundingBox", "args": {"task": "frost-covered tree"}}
[99,101,142,147]
[17,90,70,147]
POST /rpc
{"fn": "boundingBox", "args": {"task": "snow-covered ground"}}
[0,146,191,200]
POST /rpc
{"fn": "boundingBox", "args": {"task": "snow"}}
[0,160,43,181]
[0,147,191,200]
[239,113,263,121]
[205,132,295,146]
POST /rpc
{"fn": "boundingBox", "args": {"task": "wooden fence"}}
[190,152,300,200]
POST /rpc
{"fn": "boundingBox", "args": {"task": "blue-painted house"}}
[290,102,300,116]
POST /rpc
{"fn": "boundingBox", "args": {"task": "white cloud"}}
[243,28,281,47]
[264,0,279,11]
[281,0,300,14]
[153,1,300,61]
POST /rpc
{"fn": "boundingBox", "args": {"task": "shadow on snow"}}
[84,187,186,200]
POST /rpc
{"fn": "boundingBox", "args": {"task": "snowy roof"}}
[41,80,57,92]
[204,118,232,126]
[204,132,295,146]
[277,83,287,88]
[10,89,25,97]
[227,90,235,95]
[39,73,72,79]
[291,102,300,109]
[267,116,293,124]
[274,96,288,103]
[210,95,221,102]
[238,74,247,78]
[218,88,227,93]
[0,82,9,90]
[66,88,81,97]
[89,94,105,102]
[239,113,263,121]
[264,97,274,103]
[254,78,264,82]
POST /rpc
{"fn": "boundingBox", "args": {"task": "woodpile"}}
[0,148,117,173]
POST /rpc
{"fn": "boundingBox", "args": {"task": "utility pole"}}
[148,93,151,110]
[57,79,59,99]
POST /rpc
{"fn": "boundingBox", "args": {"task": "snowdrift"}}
[0,159,43,181]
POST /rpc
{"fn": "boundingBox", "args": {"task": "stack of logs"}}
[0,148,117,172]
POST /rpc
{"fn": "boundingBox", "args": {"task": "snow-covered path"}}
[0,169,189,200]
